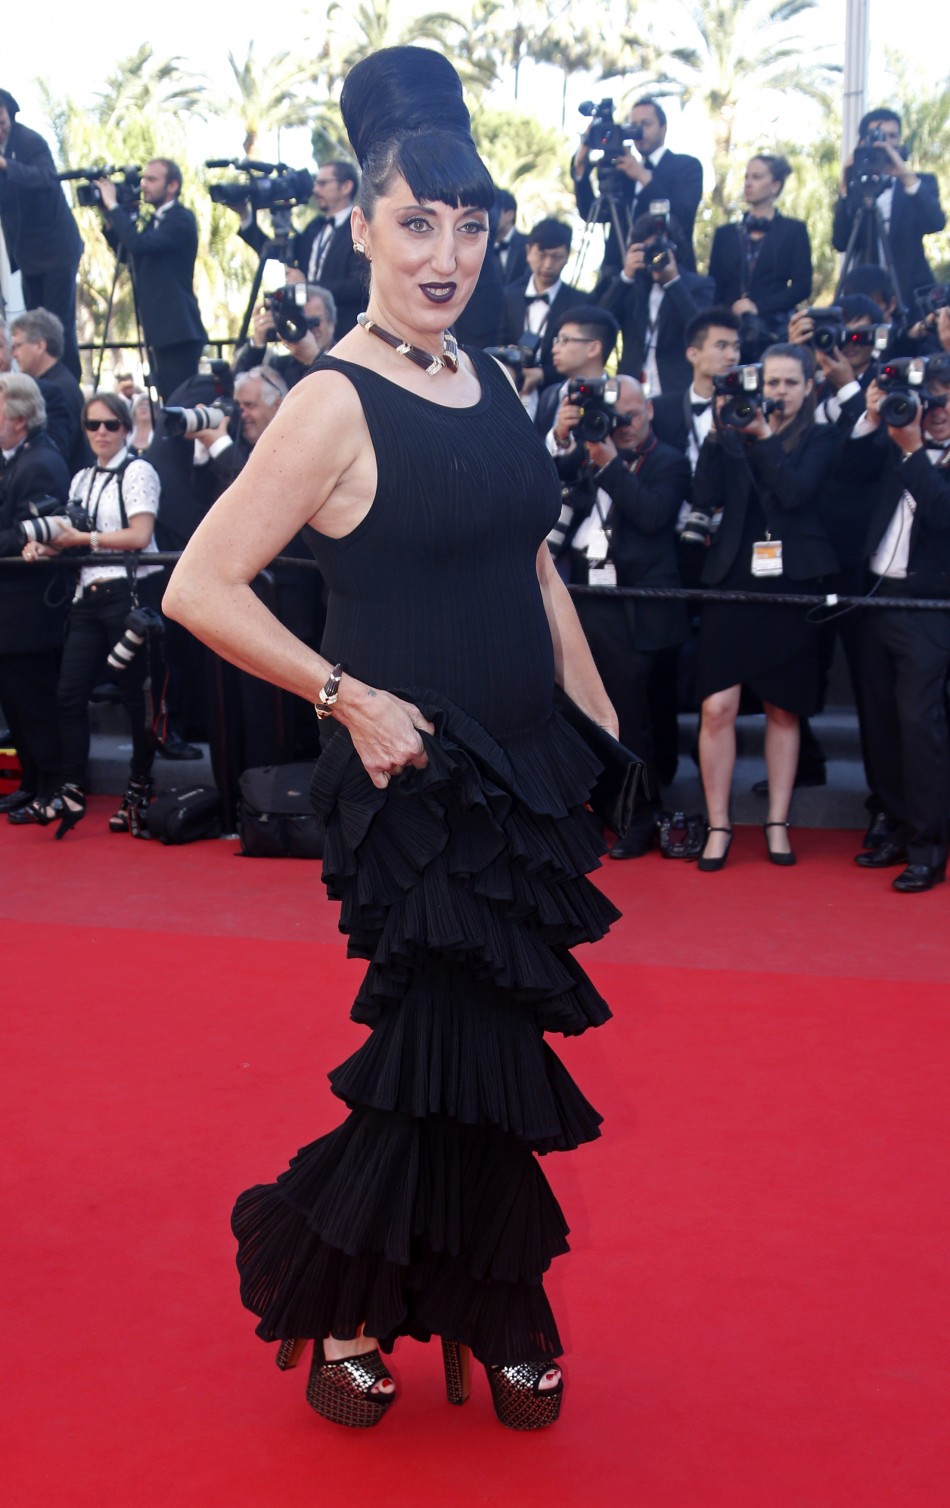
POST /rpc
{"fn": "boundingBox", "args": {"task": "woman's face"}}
[353,174,490,337]
[763,355,811,424]
[744,159,779,208]
[84,401,128,462]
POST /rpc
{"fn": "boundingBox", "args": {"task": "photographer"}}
[239,160,363,336]
[0,89,83,379]
[709,154,812,360]
[10,307,88,473]
[846,361,950,891]
[598,209,714,392]
[233,284,336,388]
[539,307,619,560]
[693,345,840,870]
[500,218,590,416]
[16,391,161,838]
[572,97,702,277]
[492,188,528,285]
[552,373,690,857]
[0,373,69,819]
[833,108,945,312]
[98,158,207,401]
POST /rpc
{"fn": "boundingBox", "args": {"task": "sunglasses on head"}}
[84,417,123,432]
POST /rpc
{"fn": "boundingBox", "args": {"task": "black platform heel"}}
[764,820,796,867]
[30,784,86,839]
[276,1337,396,1427]
[441,1339,563,1430]
[109,777,153,837]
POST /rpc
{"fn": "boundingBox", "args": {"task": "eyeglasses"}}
[84,418,123,432]
[304,316,322,330]
[552,335,593,346]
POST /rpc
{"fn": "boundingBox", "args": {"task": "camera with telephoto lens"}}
[58,165,142,212]
[206,158,314,213]
[915,283,950,320]
[161,400,234,438]
[18,497,95,546]
[566,376,628,443]
[484,331,543,381]
[803,306,845,352]
[875,355,949,427]
[578,98,640,168]
[106,606,165,674]
[713,363,785,429]
[263,284,312,344]
[642,200,674,272]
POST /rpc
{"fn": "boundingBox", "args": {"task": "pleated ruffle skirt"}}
[232,694,620,1366]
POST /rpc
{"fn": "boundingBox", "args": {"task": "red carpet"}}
[3,808,948,1507]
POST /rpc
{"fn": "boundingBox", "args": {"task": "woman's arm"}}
[163,371,432,789]
[536,542,619,736]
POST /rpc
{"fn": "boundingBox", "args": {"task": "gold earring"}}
[353,239,365,255]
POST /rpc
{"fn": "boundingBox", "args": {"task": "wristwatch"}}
[314,662,343,720]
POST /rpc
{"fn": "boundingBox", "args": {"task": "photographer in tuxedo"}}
[847,362,950,891]
[0,89,84,379]
[833,108,945,312]
[500,218,590,416]
[98,158,207,401]
[709,154,812,360]
[233,284,336,389]
[10,308,88,473]
[597,209,714,393]
[572,97,703,277]
[550,374,690,856]
[492,189,528,285]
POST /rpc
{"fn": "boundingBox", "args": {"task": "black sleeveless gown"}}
[231,347,620,1367]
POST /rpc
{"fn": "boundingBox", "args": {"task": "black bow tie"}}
[743,214,772,234]
[691,401,711,416]
[526,292,550,306]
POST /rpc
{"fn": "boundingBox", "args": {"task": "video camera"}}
[566,377,629,443]
[205,158,314,214]
[851,126,903,198]
[578,98,640,168]
[263,284,314,344]
[58,165,142,212]
[875,355,949,428]
[712,364,784,429]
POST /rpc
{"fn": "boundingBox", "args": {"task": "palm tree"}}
[95,45,210,128]
[326,0,468,83]
[221,45,321,158]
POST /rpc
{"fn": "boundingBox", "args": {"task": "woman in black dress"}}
[165,47,619,1432]
[694,344,839,869]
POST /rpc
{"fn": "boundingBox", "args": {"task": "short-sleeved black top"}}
[304,345,562,738]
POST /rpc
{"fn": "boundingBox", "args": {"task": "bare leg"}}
[763,702,799,857]
[699,685,741,862]
[325,1330,396,1395]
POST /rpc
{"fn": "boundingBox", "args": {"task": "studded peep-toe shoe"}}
[441,1338,563,1430]
[275,1337,396,1428]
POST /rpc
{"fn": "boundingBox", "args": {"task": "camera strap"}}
[84,454,140,602]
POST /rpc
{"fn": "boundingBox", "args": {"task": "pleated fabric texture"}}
[232,694,620,1366]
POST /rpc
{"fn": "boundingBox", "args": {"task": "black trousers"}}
[57,581,155,786]
[855,599,950,868]
[21,263,81,380]
[0,650,61,797]
[575,594,662,839]
[150,341,206,403]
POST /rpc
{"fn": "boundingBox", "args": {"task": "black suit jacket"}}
[0,430,71,652]
[104,199,207,350]
[500,278,592,390]
[695,423,840,583]
[36,360,89,475]
[848,433,950,595]
[594,439,691,650]
[242,214,366,336]
[574,147,703,273]
[494,229,528,286]
[650,389,693,457]
[598,269,715,390]
[0,121,83,274]
[709,214,812,319]
[832,174,946,311]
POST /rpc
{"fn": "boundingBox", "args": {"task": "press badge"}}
[586,526,617,587]
[751,538,783,576]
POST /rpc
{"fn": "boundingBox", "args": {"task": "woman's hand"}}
[48,523,91,550]
[21,541,56,561]
[335,681,435,790]
[742,409,772,441]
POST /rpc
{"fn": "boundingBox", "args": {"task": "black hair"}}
[495,188,517,215]
[840,293,883,325]
[84,390,132,432]
[324,159,359,197]
[526,217,572,252]
[840,263,896,307]
[749,152,792,190]
[633,98,667,129]
[151,157,182,195]
[0,89,19,115]
[554,305,619,363]
[340,46,494,218]
[763,341,815,380]
[858,107,901,138]
[685,306,742,349]
[762,343,816,441]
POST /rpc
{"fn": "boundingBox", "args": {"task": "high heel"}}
[29,784,86,839]
[697,825,733,872]
[441,1339,563,1430]
[764,820,796,867]
[109,777,153,837]
[303,1339,396,1429]
[275,1338,308,1371]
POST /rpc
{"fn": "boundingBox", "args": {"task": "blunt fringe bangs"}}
[363,129,494,216]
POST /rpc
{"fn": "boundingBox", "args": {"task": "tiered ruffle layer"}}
[232,694,619,1366]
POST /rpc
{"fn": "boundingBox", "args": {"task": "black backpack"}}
[237,763,324,859]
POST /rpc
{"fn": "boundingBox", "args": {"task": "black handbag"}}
[238,762,324,859]
[554,689,645,837]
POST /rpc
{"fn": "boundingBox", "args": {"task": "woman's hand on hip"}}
[335,683,435,790]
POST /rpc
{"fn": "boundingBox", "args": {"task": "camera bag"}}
[656,809,706,860]
[145,785,223,845]
[237,762,323,859]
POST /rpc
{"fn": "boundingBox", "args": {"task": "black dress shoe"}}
[156,736,202,761]
[0,788,35,815]
[892,863,947,893]
[608,832,654,860]
[862,811,901,850]
[854,839,908,869]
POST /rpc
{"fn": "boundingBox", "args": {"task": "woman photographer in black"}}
[708,155,812,361]
[19,391,161,836]
[693,344,838,869]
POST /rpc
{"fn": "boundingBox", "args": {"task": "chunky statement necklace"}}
[357,312,459,376]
